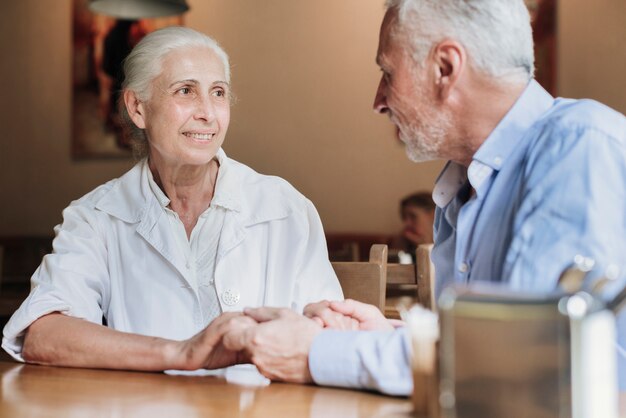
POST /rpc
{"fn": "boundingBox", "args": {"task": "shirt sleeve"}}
[2,203,109,361]
[505,119,626,389]
[291,198,344,313]
[308,328,413,396]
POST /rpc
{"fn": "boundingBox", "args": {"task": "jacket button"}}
[221,288,241,306]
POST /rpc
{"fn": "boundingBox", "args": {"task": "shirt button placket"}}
[221,288,241,307]
[458,261,470,282]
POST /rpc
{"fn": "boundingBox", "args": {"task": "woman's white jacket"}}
[2,149,342,360]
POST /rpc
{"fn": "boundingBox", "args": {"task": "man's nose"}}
[373,77,388,114]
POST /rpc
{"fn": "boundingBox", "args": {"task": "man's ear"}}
[431,39,465,100]
[123,90,147,129]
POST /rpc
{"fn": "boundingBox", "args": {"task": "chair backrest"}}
[386,244,435,311]
[415,244,435,310]
[331,244,388,311]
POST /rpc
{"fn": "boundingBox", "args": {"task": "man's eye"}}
[213,89,225,98]
[177,87,191,95]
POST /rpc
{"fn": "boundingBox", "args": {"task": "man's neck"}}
[453,75,528,167]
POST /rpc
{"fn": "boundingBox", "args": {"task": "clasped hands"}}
[174,299,402,383]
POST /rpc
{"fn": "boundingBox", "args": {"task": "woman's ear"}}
[431,39,465,101]
[123,90,147,129]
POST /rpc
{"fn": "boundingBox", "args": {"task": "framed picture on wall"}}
[71,0,184,159]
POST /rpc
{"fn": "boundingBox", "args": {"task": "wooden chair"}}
[331,243,435,315]
[387,244,435,309]
[331,244,388,312]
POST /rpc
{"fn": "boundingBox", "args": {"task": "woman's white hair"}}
[122,26,230,100]
[120,26,230,158]
[385,0,534,82]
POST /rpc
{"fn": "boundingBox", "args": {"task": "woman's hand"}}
[170,312,257,370]
[223,307,322,383]
[22,312,255,372]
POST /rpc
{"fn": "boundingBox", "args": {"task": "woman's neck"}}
[148,157,220,238]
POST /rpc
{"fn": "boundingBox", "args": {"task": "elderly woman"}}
[2,27,342,371]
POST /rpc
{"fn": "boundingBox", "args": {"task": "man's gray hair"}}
[121,27,230,158]
[386,0,534,82]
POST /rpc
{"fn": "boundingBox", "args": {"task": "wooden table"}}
[0,361,412,417]
[1,360,625,417]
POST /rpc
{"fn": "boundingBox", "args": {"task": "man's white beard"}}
[397,110,452,163]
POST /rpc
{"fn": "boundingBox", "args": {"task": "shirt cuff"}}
[308,328,413,396]
[309,330,368,390]
[2,285,73,361]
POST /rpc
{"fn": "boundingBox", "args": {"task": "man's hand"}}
[304,300,361,330]
[171,312,257,370]
[306,299,401,331]
[223,307,322,383]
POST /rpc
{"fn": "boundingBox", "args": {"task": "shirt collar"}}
[146,148,242,213]
[147,166,170,208]
[433,80,554,207]
[472,79,554,172]
[211,148,242,212]
[433,161,467,208]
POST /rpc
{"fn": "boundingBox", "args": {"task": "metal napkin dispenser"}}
[438,287,618,418]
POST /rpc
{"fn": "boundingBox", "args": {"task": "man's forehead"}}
[376,9,401,65]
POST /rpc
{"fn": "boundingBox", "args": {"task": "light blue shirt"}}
[309,328,412,396]
[309,80,626,394]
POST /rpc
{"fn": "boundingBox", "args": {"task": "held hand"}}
[303,301,360,330]
[171,312,257,371]
[223,307,322,383]
[328,299,398,331]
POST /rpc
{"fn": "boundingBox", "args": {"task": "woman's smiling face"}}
[132,46,231,167]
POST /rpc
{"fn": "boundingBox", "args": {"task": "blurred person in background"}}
[394,191,435,263]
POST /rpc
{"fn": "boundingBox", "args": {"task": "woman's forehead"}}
[158,47,226,84]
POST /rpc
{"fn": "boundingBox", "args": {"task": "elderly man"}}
[223,0,626,395]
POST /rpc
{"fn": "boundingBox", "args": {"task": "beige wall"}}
[0,0,624,236]
[0,1,134,236]
[184,0,443,234]
[558,0,626,112]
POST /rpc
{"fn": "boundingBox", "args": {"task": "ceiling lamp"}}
[89,0,189,19]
